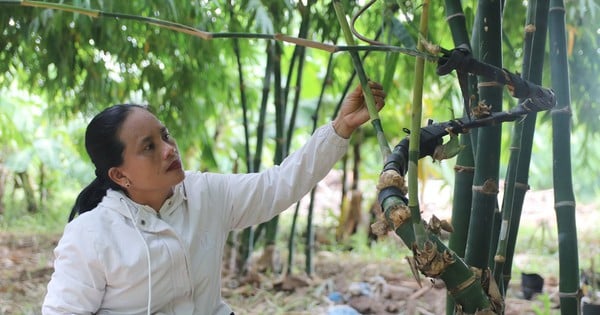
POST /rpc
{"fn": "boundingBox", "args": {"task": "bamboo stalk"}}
[231,39,251,174]
[443,0,476,306]
[496,0,549,295]
[464,0,504,271]
[262,41,285,251]
[330,28,383,121]
[332,0,391,161]
[284,15,310,156]
[442,2,475,311]
[229,0,254,274]
[407,0,430,247]
[548,0,581,312]
[240,43,274,273]
[380,196,493,312]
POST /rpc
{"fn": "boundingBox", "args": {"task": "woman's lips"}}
[167,159,182,171]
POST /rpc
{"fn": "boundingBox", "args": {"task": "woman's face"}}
[109,107,185,202]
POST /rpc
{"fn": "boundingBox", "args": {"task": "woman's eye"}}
[144,143,155,151]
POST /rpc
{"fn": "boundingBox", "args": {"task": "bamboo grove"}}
[0,0,595,314]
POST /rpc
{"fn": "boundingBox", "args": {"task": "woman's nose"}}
[163,144,177,159]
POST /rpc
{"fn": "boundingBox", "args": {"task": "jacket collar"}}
[101,181,187,221]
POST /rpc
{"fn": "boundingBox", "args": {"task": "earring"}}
[125,180,131,188]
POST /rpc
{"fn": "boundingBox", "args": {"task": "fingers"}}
[346,81,386,111]
[367,81,386,109]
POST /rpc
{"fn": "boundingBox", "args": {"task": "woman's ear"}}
[108,167,130,189]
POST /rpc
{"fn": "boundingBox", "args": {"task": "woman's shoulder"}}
[65,203,124,236]
[65,206,114,233]
[183,170,234,186]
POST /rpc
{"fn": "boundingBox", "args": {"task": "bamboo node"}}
[558,288,583,298]
[370,213,390,236]
[413,241,454,278]
[377,170,407,194]
[514,181,530,191]
[420,37,441,56]
[555,200,576,208]
[445,12,465,22]
[448,274,477,297]
[482,268,504,312]
[454,165,475,173]
[473,179,499,195]
[427,215,454,235]
[472,101,492,118]
[551,106,572,116]
[387,204,411,229]
[477,81,502,88]
[525,24,536,33]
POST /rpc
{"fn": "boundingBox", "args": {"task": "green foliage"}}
[531,293,554,315]
[1,87,90,230]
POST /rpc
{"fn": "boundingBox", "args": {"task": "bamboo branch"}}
[4,0,439,60]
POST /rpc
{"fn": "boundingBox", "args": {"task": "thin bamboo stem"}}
[287,201,301,276]
[332,0,391,161]
[496,0,549,295]
[262,41,284,248]
[407,0,430,247]
[5,0,441,61]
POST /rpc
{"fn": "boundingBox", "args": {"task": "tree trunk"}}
[17,171,38,213]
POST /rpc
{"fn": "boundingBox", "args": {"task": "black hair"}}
[69,104,147,221]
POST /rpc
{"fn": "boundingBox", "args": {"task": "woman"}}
[42,82,385,315]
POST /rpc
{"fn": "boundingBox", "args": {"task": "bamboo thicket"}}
[494,0,549,296]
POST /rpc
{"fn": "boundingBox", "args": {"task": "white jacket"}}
[42,123,348,315]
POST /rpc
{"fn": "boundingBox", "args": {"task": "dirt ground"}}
[0,231,558,315]
[1,180,596,314]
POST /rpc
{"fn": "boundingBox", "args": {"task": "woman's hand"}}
[332,81,386,138]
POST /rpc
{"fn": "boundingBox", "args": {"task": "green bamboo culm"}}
[548,0,581,313]
[464,0,504,271]
[443,0,474,257]
[407,0,430,248]
[259,40,285,262]
[332,0,391,161]
[381,1,400,93]
[379,194,493,312]
[237,42,274,274]
[442,0,475,313]
[284,3,315,275]
[495,0,549,296]
[230,1,253,275]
